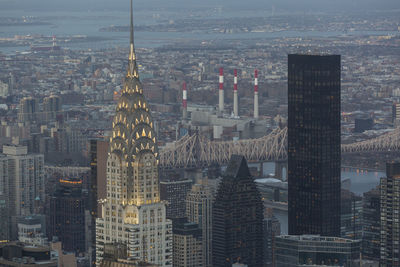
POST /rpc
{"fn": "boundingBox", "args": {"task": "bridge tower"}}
[275,160,287,181]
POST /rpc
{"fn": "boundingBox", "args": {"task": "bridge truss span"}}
[341,127,400,154]
[159,126,400,169]
[159,127,287,168]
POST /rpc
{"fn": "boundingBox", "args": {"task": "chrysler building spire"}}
[109,0,159,206]
[110,0,158,183]
[128,0,137,77]
[96,1,172,266]
[130,0,134,49]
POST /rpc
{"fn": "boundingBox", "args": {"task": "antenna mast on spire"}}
[127,0,137,78]
[130,0,134,47]
[129,0,136,62]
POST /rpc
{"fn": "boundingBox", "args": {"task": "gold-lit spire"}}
[109,0,158,163]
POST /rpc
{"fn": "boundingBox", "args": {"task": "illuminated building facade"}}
[99,243,159,267]
[95,1,172,265]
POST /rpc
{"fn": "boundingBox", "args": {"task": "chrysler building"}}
[95,1,172,265]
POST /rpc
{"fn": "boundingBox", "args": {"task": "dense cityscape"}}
[0,0,400,266]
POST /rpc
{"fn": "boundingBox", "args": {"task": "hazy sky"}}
[1,0,399,13]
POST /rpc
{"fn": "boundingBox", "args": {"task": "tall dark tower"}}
[212,155,264,267]
[49,178,86,253]
[288,54,341,237]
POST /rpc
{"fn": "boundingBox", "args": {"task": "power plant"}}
[218,67,224,114]
[177,67,267,141]
[233,69,238,117]
[254,69,259,119]
[182,82,188,121]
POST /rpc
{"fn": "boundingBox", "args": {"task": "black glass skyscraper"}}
[288,54,341,237]
[212,155,264,267]
[49,178,86,253]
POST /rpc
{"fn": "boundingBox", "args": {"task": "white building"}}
[95,2,172,266]
[3,145,44,217]
[0,145,44,240]
[0,81,9,97]
[0,155,9,241]
[17,215,48,246]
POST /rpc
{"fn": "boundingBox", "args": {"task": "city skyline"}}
[0,0,399,266]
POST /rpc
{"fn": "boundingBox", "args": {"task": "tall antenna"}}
[128,0,136,62]
[130,0,134,47]
[127,0,137,78]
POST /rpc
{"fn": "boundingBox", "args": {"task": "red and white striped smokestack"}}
[219,67,224,114]
[182,82,188,121]
[233,69,238,117]
[254,69,259,119]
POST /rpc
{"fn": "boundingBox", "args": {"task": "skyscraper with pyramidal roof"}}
[212,155,264,267]
[95,1,173,265]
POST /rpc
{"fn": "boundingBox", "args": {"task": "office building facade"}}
[17,215,47,246]
[43,94,62,122]
[49,178,87,254]
[172,219,203,267]
[186,183,213,267]
[1,145,44,240]
[18,97,39,123]
[0,156,9,241]
[99,243,159,267]
[362,187,380,261]
[263,216,281,267]
[212,155,264,267]
[160,179,192,219]
[275,235,361,266]
[95,2,172,265]
[3,145,45,217]
[341,189,363,240]
[288,54,341,236]
[380,161,400,266]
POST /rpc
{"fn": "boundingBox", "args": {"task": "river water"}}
[1,9,399,54]
[259,162,385,234]
[261,162,384,195]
